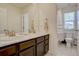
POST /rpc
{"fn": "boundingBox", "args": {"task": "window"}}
[64,12,75,30]
[23,13,29,33]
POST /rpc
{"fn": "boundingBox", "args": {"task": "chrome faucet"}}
[4,29,16,36]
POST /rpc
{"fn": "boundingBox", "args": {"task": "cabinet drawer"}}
[45,35,49,40]
[20,46,35,56]
[45,40,49,45]
[36,36,44,43]
[20,40,35,51]
[37,42,44,56]
[0,45,16,56]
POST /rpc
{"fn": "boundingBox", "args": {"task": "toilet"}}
[65,32,73,47]
[65,38,73,47]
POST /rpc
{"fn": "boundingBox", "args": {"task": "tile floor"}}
[45,44,78,56]
[45,51,53,56]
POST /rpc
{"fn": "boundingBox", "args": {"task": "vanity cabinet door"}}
[44,44,49,54]
[36,36,44,44]
[19,46,35,56]
[0,45,16,56]
[37,42,44,56]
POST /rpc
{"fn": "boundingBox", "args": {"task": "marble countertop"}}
[0,32,49,48]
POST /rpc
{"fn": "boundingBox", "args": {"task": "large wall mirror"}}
[0,3,48,35]
[0,7,35,35]
[0,8,8,34]
[0,7,30,35]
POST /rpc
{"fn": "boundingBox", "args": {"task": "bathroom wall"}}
[0,4,22,33]
[77,4,79,55]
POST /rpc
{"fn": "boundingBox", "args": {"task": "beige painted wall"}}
[0,4,22,33]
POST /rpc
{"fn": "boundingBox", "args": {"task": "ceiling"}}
[9,3,77,9]
[10,3,31,8]
[57,3,77,9]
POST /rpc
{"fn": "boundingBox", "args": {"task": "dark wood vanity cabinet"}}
[0,45,17,56]
[0,34,49,56]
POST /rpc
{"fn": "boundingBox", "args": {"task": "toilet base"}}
[66,43,71,48]
[65,38,73,48]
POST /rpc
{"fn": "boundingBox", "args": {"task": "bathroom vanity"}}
[0,33,49,56]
